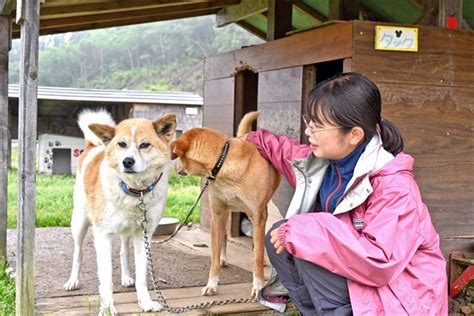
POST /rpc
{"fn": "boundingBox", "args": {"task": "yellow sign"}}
[375,25,418,52]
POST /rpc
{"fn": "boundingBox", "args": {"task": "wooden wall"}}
[351,21,474,255]
[202,20,474,257]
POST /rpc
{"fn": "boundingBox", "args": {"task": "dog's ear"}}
[154,113,177,144]
[89,123,115,145]
[170,139,188,160]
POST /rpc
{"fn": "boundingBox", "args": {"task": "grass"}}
[6,169,201,228]
[0,265,15,315]
[7,147,201,228]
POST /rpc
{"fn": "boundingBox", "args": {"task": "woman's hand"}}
[270,227,286,255]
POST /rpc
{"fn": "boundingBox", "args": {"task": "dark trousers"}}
[266,220,353,316]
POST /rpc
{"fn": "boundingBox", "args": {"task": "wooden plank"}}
[0,14,10,264]
[352,20,474,87]
[205,22,353,80]
[12,7,222,37]
[40,0,224,16]
[16,1,40,315]
[267,0,293,41]
[372,82,473,238]
[38,2,236,28]
[36,283,272,315]
[216,0,266,27]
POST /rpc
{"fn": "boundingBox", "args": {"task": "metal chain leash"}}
[138,191,256,313]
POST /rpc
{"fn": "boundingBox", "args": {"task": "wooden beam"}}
[16,0,39,315]
[0,14,10,265]
[415,0,438,26]
[39,1,236,27]
[236,20,266,40]
[293,0,328,22]
[13,7,221,37]
[329,0,360,21]
[267,0,292,41]
[216,0,266,27]
[438,0,462,29]
[41,0,238,17]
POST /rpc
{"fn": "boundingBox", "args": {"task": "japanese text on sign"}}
[375,25,418,52]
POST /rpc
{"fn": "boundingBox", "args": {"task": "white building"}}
[38,134,84,175]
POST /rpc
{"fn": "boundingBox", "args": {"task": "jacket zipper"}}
[324,164,342,213]
[292,163,308,213]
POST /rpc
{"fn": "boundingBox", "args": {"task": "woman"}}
[246,72,448,315]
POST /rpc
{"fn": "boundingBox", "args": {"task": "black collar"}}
[207,142,230,181]
[120,172,163,197]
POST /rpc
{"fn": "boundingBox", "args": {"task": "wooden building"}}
[200,20,474,259]
[0,0,472,313]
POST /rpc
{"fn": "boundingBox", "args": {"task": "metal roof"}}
[8,84,203,106]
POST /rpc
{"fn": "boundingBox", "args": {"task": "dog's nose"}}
[122,157,135,169]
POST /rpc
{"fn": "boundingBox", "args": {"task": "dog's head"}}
[170,128,227,177]
[89,113,176,176]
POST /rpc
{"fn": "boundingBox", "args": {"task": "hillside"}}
[8,16,263,95]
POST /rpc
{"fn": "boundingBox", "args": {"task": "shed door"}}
[52,148,71,174]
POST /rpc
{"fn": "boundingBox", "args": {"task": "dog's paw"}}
[98,304,116,316]
[63,278,80,291]
[121,276,135,287]
[220,257,227,267]
[250,278,265,300]
[201,285,218,296]
[138,299,163,312]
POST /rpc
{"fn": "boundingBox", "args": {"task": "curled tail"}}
[236,111,259,137]
[77,108,116,146]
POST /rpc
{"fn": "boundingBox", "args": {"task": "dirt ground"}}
[6,227,252,299]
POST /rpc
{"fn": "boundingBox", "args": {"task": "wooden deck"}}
[33,226,294,315]
[36,283,276,315]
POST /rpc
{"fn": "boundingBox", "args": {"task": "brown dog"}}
[170,112,280,298]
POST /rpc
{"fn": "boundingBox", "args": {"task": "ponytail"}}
[379,118,404,155]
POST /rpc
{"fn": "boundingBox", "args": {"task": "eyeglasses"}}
[302,114,344,134]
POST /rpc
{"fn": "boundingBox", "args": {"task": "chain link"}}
[138,192,256,313]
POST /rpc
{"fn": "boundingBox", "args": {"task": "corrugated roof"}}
[8,84,202,106]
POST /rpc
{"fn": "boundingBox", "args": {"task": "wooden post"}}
[329,0,360,21]
[0,14,10,265]
[438,0,462,29]
[16,0,40,315]
[267,0,293,41]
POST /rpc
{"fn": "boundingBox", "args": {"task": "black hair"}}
[307,72,403,155]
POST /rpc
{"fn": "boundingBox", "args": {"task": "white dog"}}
[63,109,176,315]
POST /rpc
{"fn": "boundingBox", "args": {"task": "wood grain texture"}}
[352,20,474,87]
[0,15,10,264]
[204,22,353,80]
[16,1,40,315]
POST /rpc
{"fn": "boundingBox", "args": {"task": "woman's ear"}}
[349,127,365,145]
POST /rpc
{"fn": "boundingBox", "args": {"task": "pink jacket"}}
[247,130,448,315]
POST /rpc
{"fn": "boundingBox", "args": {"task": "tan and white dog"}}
[63,109,176,315]
[170,112,280,299]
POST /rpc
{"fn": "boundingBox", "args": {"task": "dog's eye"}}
[139,142,150,149]
[117,142,127,148]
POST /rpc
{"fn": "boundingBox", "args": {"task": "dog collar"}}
[120,172,163,197]
[207,142,230,181]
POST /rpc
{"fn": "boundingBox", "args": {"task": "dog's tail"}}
[236,111,259,137]
[77,108,116,146]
